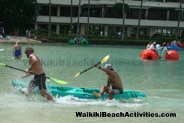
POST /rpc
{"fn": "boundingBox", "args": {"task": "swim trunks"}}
[111,89,123,94]
[29,73,47,90]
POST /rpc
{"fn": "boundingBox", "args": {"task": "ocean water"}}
[0,43,183,123]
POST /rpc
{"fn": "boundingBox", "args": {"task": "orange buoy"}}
[140,50,159,60]
[165,50,179,60]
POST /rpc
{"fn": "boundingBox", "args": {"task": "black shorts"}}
[29,73,46,90]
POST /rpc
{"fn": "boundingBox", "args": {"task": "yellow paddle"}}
[74,55,110,77]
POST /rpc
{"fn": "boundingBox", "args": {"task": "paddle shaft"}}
[5,65,50,79]
[5,65,26,72]
[79,61,100,74]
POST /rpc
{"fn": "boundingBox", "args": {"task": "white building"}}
[35,0,184,38]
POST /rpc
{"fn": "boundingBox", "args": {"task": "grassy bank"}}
[41,37,176,46]
[31,29,183,45]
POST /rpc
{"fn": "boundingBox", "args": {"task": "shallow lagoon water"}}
[0,43,183,123]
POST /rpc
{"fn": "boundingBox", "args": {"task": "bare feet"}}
[93,92,101,97]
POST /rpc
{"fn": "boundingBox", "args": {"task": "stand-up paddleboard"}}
[12,79,146,100]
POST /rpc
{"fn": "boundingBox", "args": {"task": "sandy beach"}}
[0,36,42,44]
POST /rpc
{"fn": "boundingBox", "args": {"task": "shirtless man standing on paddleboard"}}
[24,47,53,101]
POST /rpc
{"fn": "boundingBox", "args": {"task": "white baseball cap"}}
[104,64,113,70]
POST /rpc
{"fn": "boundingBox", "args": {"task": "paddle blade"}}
[74,72,80,77]
[0,62,6,66]
[100,55,110,64]
[49,77,68,85]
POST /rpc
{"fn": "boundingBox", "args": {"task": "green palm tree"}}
[112,3,129,18]
[0,0,38,33]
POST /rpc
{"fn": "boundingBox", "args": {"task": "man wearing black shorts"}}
[24,47,53,101]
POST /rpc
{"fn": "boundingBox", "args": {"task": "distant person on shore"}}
[13,41,22,59]
[23,47,54,101]
[26,29,31,38]
[0,24,7,39]
[93,64,123,100]
[100,31,103,36]
[26,29,31,43]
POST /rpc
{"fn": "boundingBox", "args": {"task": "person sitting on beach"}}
[0,25,7,39]
[13,41,22,59]
[26,29,31,38]
[93,64,123,100]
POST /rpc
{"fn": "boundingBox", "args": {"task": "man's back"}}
[108,71,123,90]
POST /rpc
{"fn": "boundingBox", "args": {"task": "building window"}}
[51,25,56,33]
[104,7,112,18]
[60,25,70,34]
[39,5,57,16]
[38,24,48,30]
[60,6,71,17]
[51,6,57,16]
[39,5,49,16]
[148,8,167,20]
[166,0,180,2]
[128,9,139,19]
[170,9,179,21]
[60,6,78,17]
[133,0,163,1]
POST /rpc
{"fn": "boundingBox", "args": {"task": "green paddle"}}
[0,62,68,85]
[74,55,110,77]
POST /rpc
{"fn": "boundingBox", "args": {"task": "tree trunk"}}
[48,0,51,37]
[87,0,90,35]
[70,0,73,33]
[77,0,81,35]
[176,0,182,40]
[121,0,125,40]
[136,0,143,40]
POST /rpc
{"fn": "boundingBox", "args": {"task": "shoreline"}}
[0,36,157,46]
[0,36,42,44]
